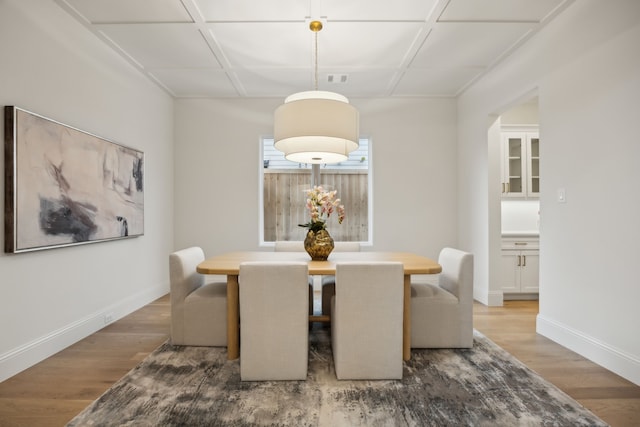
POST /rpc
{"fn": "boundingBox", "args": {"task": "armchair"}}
[410,247,474,348]
[169,247,226,346]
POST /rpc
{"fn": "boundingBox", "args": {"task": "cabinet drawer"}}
[501,238,539,250]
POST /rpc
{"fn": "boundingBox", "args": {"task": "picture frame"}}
[4,106,144,253]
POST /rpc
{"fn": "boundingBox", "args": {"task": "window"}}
[260,137,371,244]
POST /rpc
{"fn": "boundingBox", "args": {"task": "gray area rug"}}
[67,327,606,426]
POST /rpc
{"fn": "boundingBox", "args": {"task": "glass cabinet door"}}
[528,136,540,196]
[507,136,524,194]
[501,130,539,199]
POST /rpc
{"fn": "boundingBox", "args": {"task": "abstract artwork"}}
[4,106,144,253]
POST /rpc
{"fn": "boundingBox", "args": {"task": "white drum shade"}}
[274,91,359,164]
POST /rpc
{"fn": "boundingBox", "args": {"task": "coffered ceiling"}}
[55,0,573,99]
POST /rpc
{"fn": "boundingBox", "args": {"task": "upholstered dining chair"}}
[274,241,314,315]
[239,261,310,381]
[331,261,404,380]
[320,241,361,316]
[411,247,474,348]
[169,246,226,346]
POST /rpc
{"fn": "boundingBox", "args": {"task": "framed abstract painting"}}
[4,106,144,253]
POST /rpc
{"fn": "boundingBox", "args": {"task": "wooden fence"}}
[263,170,368,242]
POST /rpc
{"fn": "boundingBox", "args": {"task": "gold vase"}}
[304,228,334,261]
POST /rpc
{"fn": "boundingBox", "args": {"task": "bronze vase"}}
[304,228,334,261]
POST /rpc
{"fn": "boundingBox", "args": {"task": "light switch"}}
[557,187,566,203]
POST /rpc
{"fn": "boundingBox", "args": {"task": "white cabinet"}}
[501,129,539,199]
[498,238,539,297]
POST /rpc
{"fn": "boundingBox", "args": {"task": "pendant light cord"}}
[314,29,318,90]
[310,20,323,91]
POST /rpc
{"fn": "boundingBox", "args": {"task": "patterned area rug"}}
[67,327,606,426]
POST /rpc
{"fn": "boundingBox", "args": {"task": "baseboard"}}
[487,290,504,306]
[537,314,640,386]
[503,293,539,301]
[474,288,504,306]
[0,285,167,383]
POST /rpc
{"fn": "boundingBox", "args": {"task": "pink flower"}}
[299,185,346,232]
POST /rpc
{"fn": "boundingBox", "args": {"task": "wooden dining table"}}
[196,251,442,361]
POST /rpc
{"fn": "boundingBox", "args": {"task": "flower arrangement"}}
[299,186,345,233]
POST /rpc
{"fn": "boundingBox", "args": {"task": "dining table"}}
[196,251,442,361]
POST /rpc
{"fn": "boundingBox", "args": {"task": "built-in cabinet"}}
[499,237,539,298]
[501,128,539,199]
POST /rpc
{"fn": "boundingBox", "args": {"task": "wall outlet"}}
[104,312,114,325]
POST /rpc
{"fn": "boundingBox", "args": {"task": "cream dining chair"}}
[169,246,227,346]
[239,261,310,381]
[331,261,404,380]
[410,247,474,348]
[320,241,361,316]
[274,241,314,315]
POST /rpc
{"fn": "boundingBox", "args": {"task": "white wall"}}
[458,0,640,385]
[174,97,458,259]
[501,201,540,234]
[0,0,174,381]
[500,99,539,125]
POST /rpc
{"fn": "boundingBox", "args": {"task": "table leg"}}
[227,274,239,360]
[403,274,411,361]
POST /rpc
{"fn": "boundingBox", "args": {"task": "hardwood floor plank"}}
[0,296,639,426]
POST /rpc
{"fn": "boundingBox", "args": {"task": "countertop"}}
[502,230,539,238]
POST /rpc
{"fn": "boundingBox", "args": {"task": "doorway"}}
[489,96,540,306]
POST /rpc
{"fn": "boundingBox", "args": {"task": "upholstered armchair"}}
[239,262,310,381]
[169,246,227,346]
[320,241,361,316]
[331,262,404,380]
[411,247,474,348]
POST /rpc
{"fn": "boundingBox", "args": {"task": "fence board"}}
[263,170,368,242]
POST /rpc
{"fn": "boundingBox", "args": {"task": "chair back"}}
[169,246,206,344]
[438,247,474,306]
[169,247,205,304]
[332,261,403,379]
[239,261,310,380]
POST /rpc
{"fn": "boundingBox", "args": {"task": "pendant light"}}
[274,19,359,164]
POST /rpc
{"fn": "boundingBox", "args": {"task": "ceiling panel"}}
[98,24,221,68]
[410,22,535,69]
[320,0,438,21]
[193,0,309,22]
[439,0,566,22]
[233,68,313,97]
[314,22,425,68]
[209,22,310,68]
[394,67,485,96]
[149,69,238,97]
[63,0,193,23]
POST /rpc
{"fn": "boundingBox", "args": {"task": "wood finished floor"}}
[0,296,639,426]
